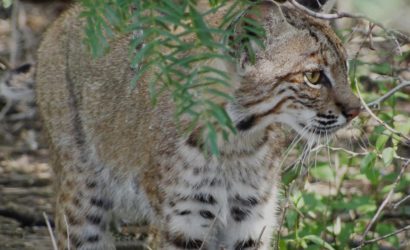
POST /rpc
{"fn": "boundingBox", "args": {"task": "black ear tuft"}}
[296,0,328,11]
[227,1,275,65]
[13,63,32,74]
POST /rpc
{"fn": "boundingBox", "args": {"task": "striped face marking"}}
[230,4,361,139]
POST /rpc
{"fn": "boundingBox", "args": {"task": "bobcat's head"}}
[227,1,361,138]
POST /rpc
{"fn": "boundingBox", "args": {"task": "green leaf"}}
[279,239,288,250]
[382,147,394,166]
[189,4,214,49]
[303,235,335,250]
[393,115,410,135]
[375,134,389,151]
[2,0,12,8]
[285,210,298,229]
[360,152,379,184]
[282,168,299,185]
[370,62,393,75]
[206,123,219,156]
[310,163,334,182]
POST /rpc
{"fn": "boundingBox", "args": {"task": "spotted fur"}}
[36,1,360,249]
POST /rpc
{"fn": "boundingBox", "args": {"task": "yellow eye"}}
[304,71,322,89]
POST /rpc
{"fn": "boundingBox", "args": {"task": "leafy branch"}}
[352,160,410,249]
[80,0,265,154]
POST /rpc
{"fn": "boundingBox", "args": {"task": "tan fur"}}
[36,2,360,249]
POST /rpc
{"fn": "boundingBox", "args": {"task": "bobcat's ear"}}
[295,0,329,12]
[227,1,286,71]
[13,63,32,74]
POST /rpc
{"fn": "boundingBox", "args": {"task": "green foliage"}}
[279,10,410,249]
[79,0,265,155]
[1,0,12,8]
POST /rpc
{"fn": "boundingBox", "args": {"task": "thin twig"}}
[288,0,365,20]
[353,160,410,249]
[392,195,410,210]
[10,0,22,67]
[367,81,410,110]
[355,225,410,248]
[355,80,410,142]
[64,214,70,250]
[255,226,267,250]
[275,200,289,250]
[43,212,58,250]
[311,145,409,162]
[199,210,219,250]
[288,0,405,54]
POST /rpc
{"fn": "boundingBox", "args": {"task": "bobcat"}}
[36,1,361,249]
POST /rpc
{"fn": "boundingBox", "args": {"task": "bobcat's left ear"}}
[227,1,287,70]
[295,0,329,12]
[273,0,332,12]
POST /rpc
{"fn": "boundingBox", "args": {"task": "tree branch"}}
[356,80,410,143]
[352,160,410,249]
[392,194,410,210]
[287,0,409,50]
[367,81,410,110]
[288,0,365,20]
[354,225,410,249]
[310,145,409,162]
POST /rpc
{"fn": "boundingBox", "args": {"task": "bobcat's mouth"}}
[298,115,346,135]
[308,124,344,134]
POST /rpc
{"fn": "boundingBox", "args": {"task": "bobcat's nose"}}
[342,106,361,121]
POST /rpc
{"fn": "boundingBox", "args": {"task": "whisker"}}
[325,131,334,170]
[314,131,322,169]
[280,124,311,170]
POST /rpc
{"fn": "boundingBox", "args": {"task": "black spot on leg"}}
[86,214,102,225]
[234,238,258,250]
[86,234,100,243]
[193,193,216,205]
[90,197,113,210]
[166,233,203,249]
[231,207,250,222]
[199,210,215,219]
[234,195,259,207]
[209,178,222,187]
[176,210,191,216]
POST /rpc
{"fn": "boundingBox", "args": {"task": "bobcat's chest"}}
[163,134,279,223]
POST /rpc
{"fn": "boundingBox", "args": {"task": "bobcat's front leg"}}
[55,170,115,250]
[156,154,226,250]
[222,190,279,250]
[221,167,281,250]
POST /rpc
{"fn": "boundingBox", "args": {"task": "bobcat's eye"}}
[304,71,322,89]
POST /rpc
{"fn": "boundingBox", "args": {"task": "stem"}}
[353,160,410,249]
[366,81,410,110]
[355,80,410,142]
